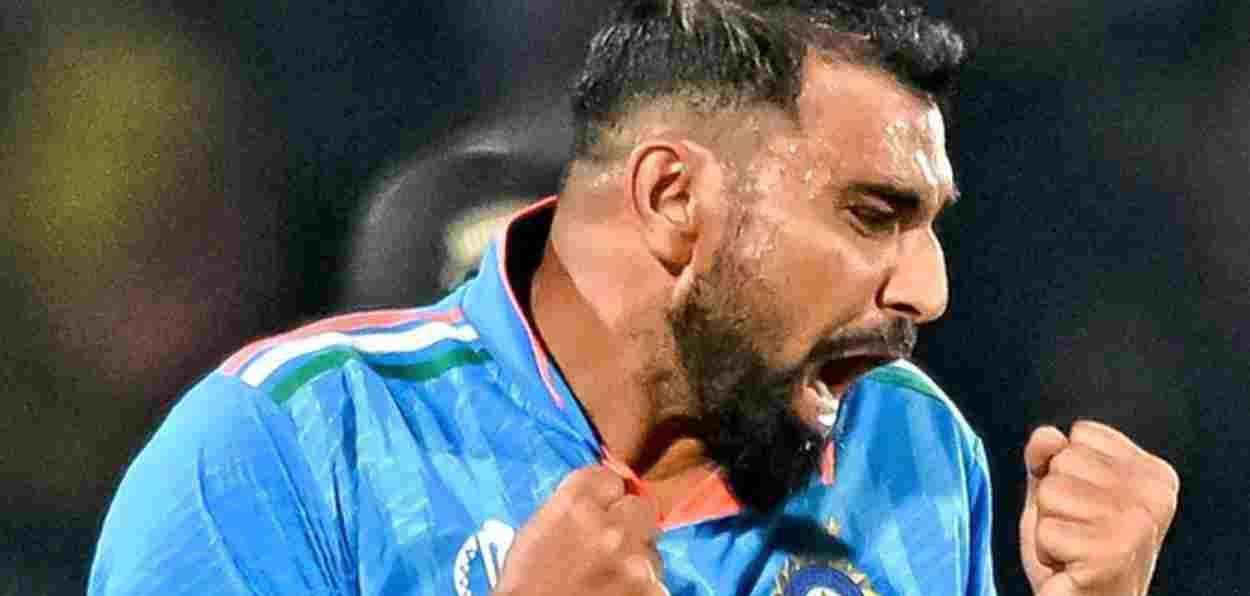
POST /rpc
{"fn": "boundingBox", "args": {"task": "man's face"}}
[669,59,956,512]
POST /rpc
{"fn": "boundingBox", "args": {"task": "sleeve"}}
[965,436,999,596]
[88,372,357,596]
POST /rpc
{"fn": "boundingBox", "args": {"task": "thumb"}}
[1024,425,1068,498]
[1036,571,1083,596]
[1021,425,1071,593]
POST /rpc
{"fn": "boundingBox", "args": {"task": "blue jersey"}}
[90,199,997,596]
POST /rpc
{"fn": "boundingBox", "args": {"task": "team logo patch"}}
[779,565,863,596]
[772,520,879,596]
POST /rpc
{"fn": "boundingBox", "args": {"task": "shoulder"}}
[216,300,487,407]
[861,359,949,403]
[844,359,989,480]
[152,291,503,484]
[134,298,486,475]
[858,359,982,446]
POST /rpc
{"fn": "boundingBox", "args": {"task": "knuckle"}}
[1069,418,1096,437]
[1125,504,1160,543]
[586,464,618,485]
[541,490,576,521]
[616,493,644,512]
[1071,419,1126,450]
[598,525,626,555]
[569,500,604,534]
[1073,418,1112,437]
[1125,500,1152,526]
[563,465,617,496]
[1048,448,1077,476]
[618,494,660,529]
[556,467,594,497]
[1156,457,1181,494]
[1151,495,1178,528]
[1035,476,1064,512]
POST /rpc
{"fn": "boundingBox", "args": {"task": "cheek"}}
[734,206,881,353]
[779,230,877,327]
[740,154,882,333]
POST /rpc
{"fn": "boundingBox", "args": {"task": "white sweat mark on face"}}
[925,107,954,183]
[914,150,938,187]
[926,107,945,139]
[883,119,916,173]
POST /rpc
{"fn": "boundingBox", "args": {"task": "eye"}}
[848,203,901,236]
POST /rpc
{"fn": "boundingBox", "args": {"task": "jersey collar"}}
[460,197,600,448]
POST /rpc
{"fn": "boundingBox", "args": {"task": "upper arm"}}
[89,373,356,596]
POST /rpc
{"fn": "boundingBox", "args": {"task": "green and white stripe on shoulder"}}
[239,321,479,387]
[222,307,479,388]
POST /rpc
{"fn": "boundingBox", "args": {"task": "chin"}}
[711,399,828,514]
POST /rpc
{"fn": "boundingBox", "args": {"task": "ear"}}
[626,141,700,275]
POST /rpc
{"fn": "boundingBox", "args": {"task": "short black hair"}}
[570,0,969,161]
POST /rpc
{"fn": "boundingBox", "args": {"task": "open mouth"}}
[799,354,897,431]
[817,354,896,395]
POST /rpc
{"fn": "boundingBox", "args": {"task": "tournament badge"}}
[771,520,879,596]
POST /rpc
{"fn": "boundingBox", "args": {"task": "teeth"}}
[812,378,841,428]
[812,378,838,405]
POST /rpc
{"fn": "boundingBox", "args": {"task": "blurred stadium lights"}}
[7,5,224,301]
[1,0,285,518]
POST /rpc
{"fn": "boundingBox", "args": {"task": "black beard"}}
[666,256,827,514]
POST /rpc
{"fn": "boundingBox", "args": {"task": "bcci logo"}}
[453,519,516,596]
[772,520,878,596]
[773,558,879,596]
[777,564,866,596]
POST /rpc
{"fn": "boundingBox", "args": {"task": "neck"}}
[528,207,711,486]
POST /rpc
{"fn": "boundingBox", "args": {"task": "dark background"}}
[2,1,1246,594]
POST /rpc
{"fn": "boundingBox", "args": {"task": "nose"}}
[879,228,949,324]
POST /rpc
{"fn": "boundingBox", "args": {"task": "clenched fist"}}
[493,465,669,596]
[1020,420,1180,596]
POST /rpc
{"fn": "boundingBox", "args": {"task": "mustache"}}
[813,318,918,361]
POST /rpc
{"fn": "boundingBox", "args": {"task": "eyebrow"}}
[849,181,961,212]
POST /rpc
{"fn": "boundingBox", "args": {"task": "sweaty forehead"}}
[790,58,952,193]
[796,57,941,135]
